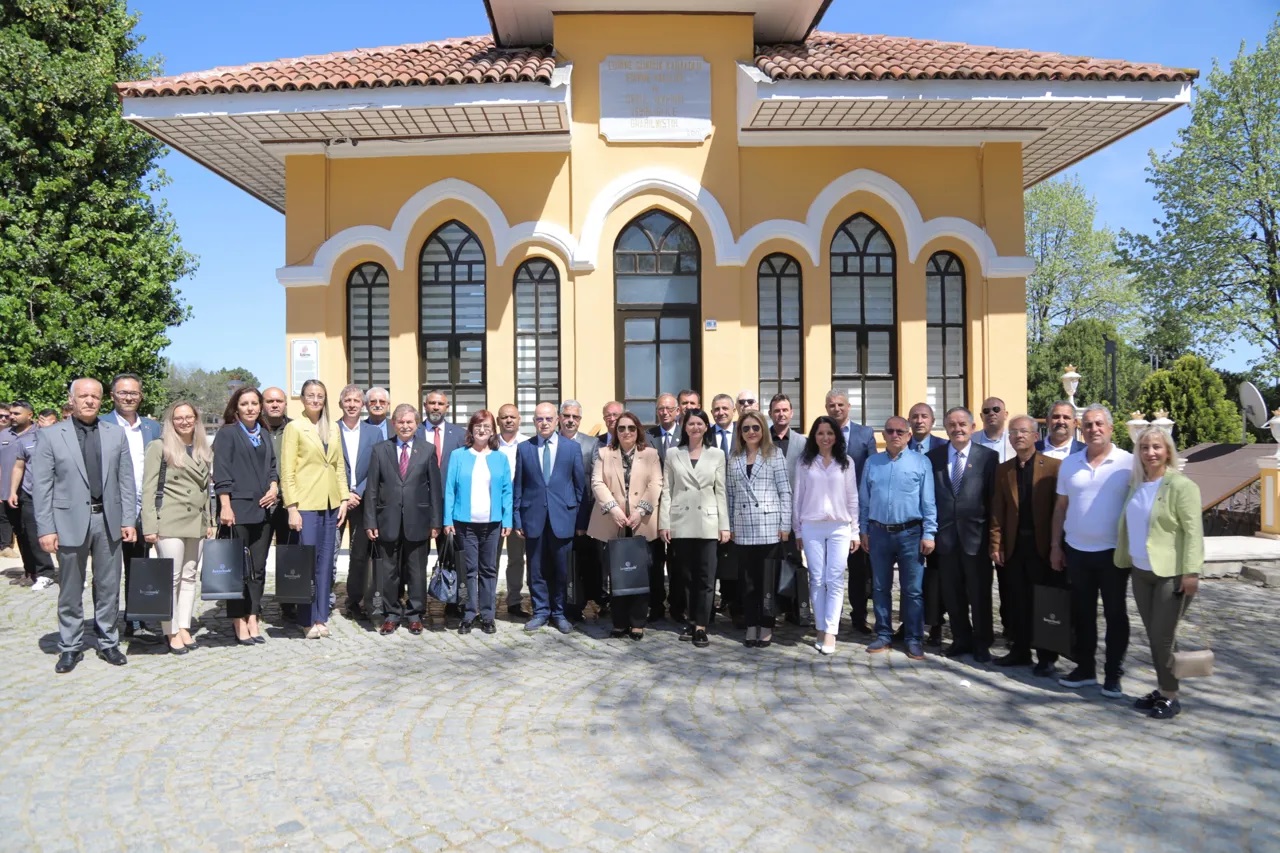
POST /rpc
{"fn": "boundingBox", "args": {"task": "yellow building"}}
[117,0,1193,427]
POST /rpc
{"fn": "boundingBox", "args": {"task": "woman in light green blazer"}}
[1114,426,1203,720]
[141,401,215,654]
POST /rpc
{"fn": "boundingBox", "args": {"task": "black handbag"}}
[762,544,786,617]
[605,532,651,597]
[201,527,246,600]
[125,557,174,622]
[274,533,316,605]
[716,540,739,580]
[1032,584,1073,657]
[565,547,586,609]
[427,533,459,604]
[776,545,801,599]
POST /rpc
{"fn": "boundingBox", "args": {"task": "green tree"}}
[161,363,263,425]
[1119,17,1280,374]
[0,0,196,409]
[1134,356,1246,449]
[1025,176,1137,350]
[1027,318,1149,425]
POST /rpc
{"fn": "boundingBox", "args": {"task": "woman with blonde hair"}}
[141,401,215,654]
[280,379,349,639]
[1114,426,1203,720]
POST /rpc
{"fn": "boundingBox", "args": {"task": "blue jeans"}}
[869,525,925,643]
[298,508,338,626]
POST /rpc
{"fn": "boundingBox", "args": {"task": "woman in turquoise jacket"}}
[442,410,513,635]
[1114,426,1204,720]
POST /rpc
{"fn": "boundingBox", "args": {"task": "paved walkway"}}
[0,552,1275,852]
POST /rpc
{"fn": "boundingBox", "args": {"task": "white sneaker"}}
[31,577,54,590]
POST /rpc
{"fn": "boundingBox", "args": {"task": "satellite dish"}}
[1240,381,1269,429]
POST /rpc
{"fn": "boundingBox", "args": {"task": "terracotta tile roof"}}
[755,31,1197,82]
[116,36,556,98]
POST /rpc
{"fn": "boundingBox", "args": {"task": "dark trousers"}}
[14,496,55,579]
[341,518,373,613]
[672,538,717,626]
[0,501,11,548]
[716,541,740,619]
[665,538,689,621]
[648,538,667,616]
[847,547,871,624]
[298,508,338,626]
[936,548,994,650]
[996,562,1015,637]
[738,543,777,629]
[1065,545,1130,679]
[527,523,573,620]
[565,534,595,621]
[376,534,429,623]
[1006,543,1062,663]
[226,521,272,619]
[781,538,810,625]
[596,540,648,630]
[458,522,501,623]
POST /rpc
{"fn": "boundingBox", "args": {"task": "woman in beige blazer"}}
[588,411,663,640]
[141,401,214,654]
[658,408,729,648]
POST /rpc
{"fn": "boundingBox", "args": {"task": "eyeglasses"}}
[656,406,677,413]
[737,399,755,406]
[302,394,325,403]
[114,391,141,400]
[534,416,557,423]
[472,426,493,434]
[615,425,638,433]
[883,428,908,436]
[982,406,1003,415]
[739,424,762,434]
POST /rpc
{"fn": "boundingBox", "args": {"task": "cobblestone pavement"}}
[0,551,1276,852]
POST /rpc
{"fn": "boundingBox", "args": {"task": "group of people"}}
[8,377,1205,720]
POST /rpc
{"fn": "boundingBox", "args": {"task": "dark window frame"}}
[830,214,897,426]
[347,261,391,389]
[514,258,561,427]
[925,251,968,413]
[757,253,804,426]
[418,221,487,422]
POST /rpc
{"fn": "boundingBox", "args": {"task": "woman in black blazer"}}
[213,387,279,645]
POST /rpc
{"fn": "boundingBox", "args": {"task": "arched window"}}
[514,259,560,428]
[419,221,486,421]
[614,210,700,424]
[926,252,966,412]
[347,262,390,388]
[830,214,896,427]
[758,253,803,425]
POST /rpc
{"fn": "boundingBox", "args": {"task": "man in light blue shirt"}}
[858,416,938,660]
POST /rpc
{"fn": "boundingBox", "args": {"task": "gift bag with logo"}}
[1032,584,1072,658]
[201,528,247,601]
[427,533,459,604]
[274,536,316,605]
[605,533,651,597]
[126,557,174,622]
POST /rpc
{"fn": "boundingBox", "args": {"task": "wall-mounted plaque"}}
[290,339,318,396]
[599,55,712,143]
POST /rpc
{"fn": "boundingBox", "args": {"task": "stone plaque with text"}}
[599,55,712,143]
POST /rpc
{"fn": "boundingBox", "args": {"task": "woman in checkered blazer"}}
[726,410,793,649]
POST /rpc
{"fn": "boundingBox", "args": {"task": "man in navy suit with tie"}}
[514,402,586,633]
[907,403,949,454]
[825,389,878,634]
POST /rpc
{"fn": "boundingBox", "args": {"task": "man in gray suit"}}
[34,378,137,673]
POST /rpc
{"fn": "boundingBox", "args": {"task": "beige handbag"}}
[1171,584,1214,679]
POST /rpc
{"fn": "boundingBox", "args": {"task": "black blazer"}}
[363,438,443,542]
[212,424,278,525]
[927,442,998,556]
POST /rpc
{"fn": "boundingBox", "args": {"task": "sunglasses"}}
[982,406,1003,415]
[615,424,638,433]
[739,424,762,433]
[737,399,755,406]
[883,428,909,436]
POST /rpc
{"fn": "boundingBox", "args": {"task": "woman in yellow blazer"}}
[280,379,349,638]
[588,411,663,640]
[1114,426,1203,720]
[658,408,729,648]
[141,401,215,654]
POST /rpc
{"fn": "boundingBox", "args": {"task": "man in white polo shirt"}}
[1050,403,1133,698]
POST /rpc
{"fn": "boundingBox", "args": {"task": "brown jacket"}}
[587,445,663,542]
[989,452,1061,563]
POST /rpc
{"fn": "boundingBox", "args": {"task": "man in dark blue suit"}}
[416,389,468,619]
[514,402,586,633]
[105,373,162,637]
[907,402,949,455]
[1035,401,1086,460]
[337,384,385,619]
[825,389,878,634]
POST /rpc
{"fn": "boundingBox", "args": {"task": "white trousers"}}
[800,520,852,635]
[154,537,204,634]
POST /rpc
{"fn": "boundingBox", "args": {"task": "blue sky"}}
[125,0,1277,389]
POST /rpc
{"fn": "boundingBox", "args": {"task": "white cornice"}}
[264,134,571,162]
[738,128,1043,147]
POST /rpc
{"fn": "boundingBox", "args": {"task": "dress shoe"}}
[628,630,644,641]
[1149,697,1181,720]
[169,643,190,655]
[408,621,424,635]
[850,622,873,636]
[1134,690,1165,711]
[506,605,529,621]
[379,620,398,635]
[524,615,548,632]
[867,638,892,653]
[926,626,943,647]
[994,652,1033,668]
[97,647,127,666]
[481,621,496,634]
[678,625,694,642]
[554,617,573,634]
[1032,660,1057,678]
[122,621,136,639]
[54,651,83,673]
[458,620,473,635]
[973,648,992,664]
[758,635,773,648]
[251,635,266,645]
[237,638,256,646]
[692,628,710,648]
[892,626,905,643]
[610,628,628,639]
[905,642,925,661]
[944,644,973,659]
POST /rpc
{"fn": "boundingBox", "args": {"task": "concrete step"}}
[1241,564,1280,587]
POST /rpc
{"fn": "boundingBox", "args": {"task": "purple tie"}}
[399,444,410,479]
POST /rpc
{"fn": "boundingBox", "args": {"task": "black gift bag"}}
[605,533,651,597]
[776,547,800,599]
[1033,585,1073,657]
[427,533,459,604]
[201,529,247,601]
[274,542,317,605]
[125,557,174,622]
[565,548,586,609]
[762,545,786,617]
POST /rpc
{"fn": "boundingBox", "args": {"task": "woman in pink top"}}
[793,415,860,655]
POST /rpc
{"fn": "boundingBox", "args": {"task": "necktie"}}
[950,451,964,495]
[665,432,674,449]
[719,429,728,454]
[542,439,552,481]
[434,425,443,468]
[399,444,410,478]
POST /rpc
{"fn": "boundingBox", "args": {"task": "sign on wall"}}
[599,55,712,143]
[290,339,318,396]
